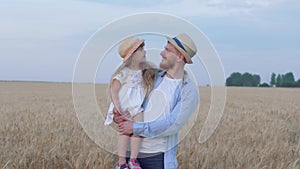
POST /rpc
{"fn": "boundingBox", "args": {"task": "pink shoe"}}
[128,159,142,169]
[116,163,129,169]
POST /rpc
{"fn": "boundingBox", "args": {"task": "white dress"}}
[104,67,145,125]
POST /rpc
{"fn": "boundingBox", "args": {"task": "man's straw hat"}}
[166,33,197,64]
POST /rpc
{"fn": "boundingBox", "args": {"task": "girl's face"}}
[131,45,146,65]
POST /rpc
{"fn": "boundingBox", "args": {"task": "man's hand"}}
[119,120,134,135]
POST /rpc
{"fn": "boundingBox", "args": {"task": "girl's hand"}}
[113,107,123,124]
[113,108,132,124]
[113,106,122,115]
[113,112,132,124]
[122,109,131,119]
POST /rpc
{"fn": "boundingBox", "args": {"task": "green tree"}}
[226,72,243,86]
[270,73,276,87]
[297,79,300,87]
[281,72,295,87]
[276,74,282,87]
[260,83,270,87]
[242,72,253,86]
[226,72,261,87]
[252,74,261,87]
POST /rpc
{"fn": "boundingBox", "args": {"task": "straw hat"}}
[166,33,197,64]
[118,37,144,62]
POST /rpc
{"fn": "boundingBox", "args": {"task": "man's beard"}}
[159,61,173,70]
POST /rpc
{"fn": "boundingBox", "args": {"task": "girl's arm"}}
[110,79,122,114]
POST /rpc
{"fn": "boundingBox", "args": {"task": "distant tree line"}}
[226,72,260,87]
[226,72,300,87]
[270,72,300,87]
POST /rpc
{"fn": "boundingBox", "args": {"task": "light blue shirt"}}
[133,70,199,169]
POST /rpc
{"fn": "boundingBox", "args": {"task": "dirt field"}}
[0,82,300,169]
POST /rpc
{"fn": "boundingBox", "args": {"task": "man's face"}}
[159,43,180,70]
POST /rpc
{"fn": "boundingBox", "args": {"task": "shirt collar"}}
[160,70,189,85]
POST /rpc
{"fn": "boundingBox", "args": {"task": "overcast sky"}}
[1,0,299,85]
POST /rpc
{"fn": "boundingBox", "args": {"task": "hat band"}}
[173,37,186,52]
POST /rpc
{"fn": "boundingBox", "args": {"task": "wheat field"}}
[0,82,300,169]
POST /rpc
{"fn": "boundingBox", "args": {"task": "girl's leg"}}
[130,112,143,159]
[118,134,130,165]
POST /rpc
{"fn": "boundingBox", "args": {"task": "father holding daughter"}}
[108,33,199,169]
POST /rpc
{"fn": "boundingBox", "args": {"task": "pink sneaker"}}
[116,163,129,169]
[128,159,142,169]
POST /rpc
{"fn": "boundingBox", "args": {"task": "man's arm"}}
[133,83,199,138]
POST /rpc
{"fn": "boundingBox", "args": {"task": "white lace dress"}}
[104,67,145,125]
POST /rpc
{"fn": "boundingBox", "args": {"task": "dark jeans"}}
[126,152,164,169]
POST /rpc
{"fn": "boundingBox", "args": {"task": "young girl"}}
[104,37,155,169]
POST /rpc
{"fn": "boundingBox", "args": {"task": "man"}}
[115,33,199,169]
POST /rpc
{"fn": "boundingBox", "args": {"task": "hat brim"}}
[123,39,145,62]
[166,36,193,64]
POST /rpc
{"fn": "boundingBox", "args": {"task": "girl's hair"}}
[108,42,156,101]
[109,62,157,99]
[141,62,157,97]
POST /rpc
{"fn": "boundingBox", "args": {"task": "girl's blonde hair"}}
[109,58,157,100]
[141,62,157,97]
[108,42,157,102]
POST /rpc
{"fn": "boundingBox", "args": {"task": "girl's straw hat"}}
[118,37,144,62]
